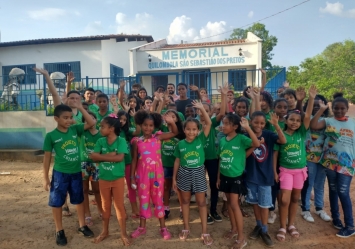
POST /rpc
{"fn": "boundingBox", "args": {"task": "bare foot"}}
[93,233,109,244]
[121,236,131,246]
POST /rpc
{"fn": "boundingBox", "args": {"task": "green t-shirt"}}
[274,124,307,169]
[218,134,252,177]
[161,125,179,167]
[88,103,99,113]
[43,124,84,174]
[204,117,219,160]
[268,120,285,133]
[95,110,113,129]
[264,111,272,131]
[174,132,206,168]
[93,136,128,181]
[73,110,83,124]
[119,130,132,165]
[80,130,102,162]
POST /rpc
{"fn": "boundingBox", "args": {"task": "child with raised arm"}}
[274,85,316,242]
[42,102,95,246]
[173,101,213,246]
[89,114,131,246]
[130,110,178,240]
[217,114,260,249]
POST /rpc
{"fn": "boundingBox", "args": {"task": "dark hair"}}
[138,88,148,98]
[165,110,185,140]
[102,116,121,136]
[66,90,81,97]
[155,85,165,91]
[250,111,266,121]
[167,103,176,108]
[82,102,89,107]
[177,83,188,89]
[128,95,142,112]
[273,98,288,109]
[284,110,302,131]
[303,94,329,117]
[202,102,212,111]
[129,90,137,96]
[223,113,241,133]
[134,110,162,129]
[167,83,175,89]
[82,111,97,123]
[260,91,273,109]
[233,97,250,111]
[96,93,109,101]
[280,88,296,99]
[95,90,102,94]
[132,83,141,89]
[185,104,194,110]
[54,104,72,117]
[143,96,153,106]
[117,110,130,136]
[332,92,348,109]
[183,117,200,130]
[242,86,251,99]
[85,88,95,94]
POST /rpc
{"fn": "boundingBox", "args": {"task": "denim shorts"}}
[81,161,99,181]
[163,166,174,179]
[48,169,84,207]
[246,181,273,209]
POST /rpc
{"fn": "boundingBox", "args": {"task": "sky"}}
[0,0,354,68]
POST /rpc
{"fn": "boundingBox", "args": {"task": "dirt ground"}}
[0,161,355,249]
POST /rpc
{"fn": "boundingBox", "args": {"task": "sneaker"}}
[316,210,331,222]
[78,225,94,238]
[55,230,67,246]
[301,211,314,223]
[164,209,170,219]
[131,227,147,238]
[207,214,214,225]
[268,211,276,224]
[336,227,355,238]
[160,227,171,240]
[190,195,196,203]
[260,231,274,247]
[333,219,344,230]
[211,212,222,222]
[249,226,261,240]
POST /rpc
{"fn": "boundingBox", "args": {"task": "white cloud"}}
[115,12,153,34]
[248,11,254,18]
[319,1,355,18]
[28,8,67,21]
[167,15,228,43]
[83,21,104,35]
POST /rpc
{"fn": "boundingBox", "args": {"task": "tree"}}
[230,23,278,68]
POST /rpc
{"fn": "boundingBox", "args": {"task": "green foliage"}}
[287,40,355,102]
[229,23,278,68]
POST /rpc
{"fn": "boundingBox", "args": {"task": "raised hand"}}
[259,68,266,74]
[119,80,126,89]
[253,87,260,97]
[123,101,130,112]
[283,81,290,88]
[192,100,203,109]
[217,82,230,95]
[296,87,306,101]
[268,113,279,126]
[308,85,317,99]
[164,113,174,124]
[129,109,136,117]
[66,71,75,83]
[240,117,250,129]
[110,94,117,105]
[33,67,49,76]
[246,87,255,99]
[319,100,329,110]
[189,85,199,92]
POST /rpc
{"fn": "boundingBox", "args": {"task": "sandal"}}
[240,208,250,217]
[179,230,189,240]
[131,214,140,219]
[62,206,72,216]
[85,216,93,226]
[288,225,300,238]
[121,236,131,246]
[232,239,247,249]
[201,233,213,246]
[276,228,286,242]
[223,230,238,239]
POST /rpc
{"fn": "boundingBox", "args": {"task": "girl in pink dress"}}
[130,110,178,240]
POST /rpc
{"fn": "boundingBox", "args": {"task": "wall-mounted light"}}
[148,54,152,62]
[239,48,243,56]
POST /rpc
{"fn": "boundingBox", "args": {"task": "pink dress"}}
[131,132,164,219]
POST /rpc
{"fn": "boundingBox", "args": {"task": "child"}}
[95,93,113,129]
[143,96,153,111]
[172,100,213,245]
[185,104,196,118]
[138,87,148,101]
[90,114,131,246]
[245,112,286,247]
[310,93,355,238]
[233,97,250,118]
[130,110,179,240]
[259,91,274,130]
[217,114,260,249]
[84,88,99,113]
[301,94,331,223]
[199,88,211,103]
[80,111,103,226]
[227,90,235,113]
[280,88,297,111]
[42,103,95,246]
[274,85,316,242]
[161,109,185,219]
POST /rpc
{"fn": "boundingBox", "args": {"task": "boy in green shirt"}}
[84,88,99,113]
[42,103,96,246]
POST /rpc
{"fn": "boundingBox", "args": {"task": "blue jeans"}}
[301,161,327,211]
[326,168,354,228]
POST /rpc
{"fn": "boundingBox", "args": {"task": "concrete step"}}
[0,149,55,163]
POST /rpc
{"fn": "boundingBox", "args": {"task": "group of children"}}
[38,66,355,249]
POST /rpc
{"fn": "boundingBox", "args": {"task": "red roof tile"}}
[160,39,246,49]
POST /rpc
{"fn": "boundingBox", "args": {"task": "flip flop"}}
[62,206,72,216]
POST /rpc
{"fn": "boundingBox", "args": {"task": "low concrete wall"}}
[0,111,56,149]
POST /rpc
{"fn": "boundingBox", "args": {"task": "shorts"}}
[163,166,173,179]
[219,174,246,195]
[177,165,207,193]
[81,161,99,181]
[246,182,273,208]
[49,169,84,207]
[279,167,307,190]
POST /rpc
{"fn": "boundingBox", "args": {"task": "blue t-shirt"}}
[245,130,279,186]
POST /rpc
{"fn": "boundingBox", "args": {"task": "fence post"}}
[85,76,89,89]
